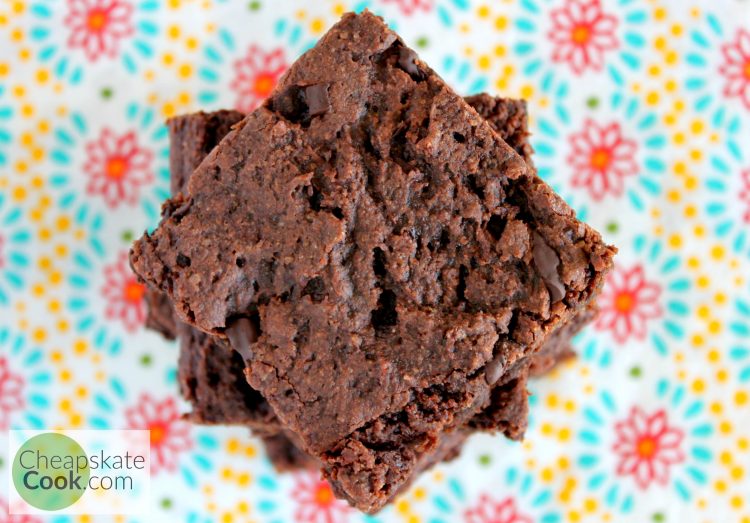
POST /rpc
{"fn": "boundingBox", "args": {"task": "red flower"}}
[125,394,192,473]
[231,45,288,113]
[465,494,532,523]
[547,0,619,74]
[84,128,153,207]
[0,357,24,430]
[291,472,352,523]
[741,168,750,223]
[101,251,147,331]
[595,264,661,343]
[613,406,685,489]
[719,28,750,110]
[64,0,134,61]
[383,0,434,16]
[567,118,638,200]
[0,496,42,523]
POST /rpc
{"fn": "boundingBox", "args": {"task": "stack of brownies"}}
[131,11,615,513]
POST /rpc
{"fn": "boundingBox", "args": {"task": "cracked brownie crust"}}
[132,11,615,512]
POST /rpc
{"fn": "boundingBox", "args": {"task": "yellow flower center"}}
[124,281,145,303]
[87,10,107,31]
[590,149,611,170]
[253,74,275,97]
[571,25,590,45]
[636,437,656,458]
[614,292,634,313]
[106,157,128,179]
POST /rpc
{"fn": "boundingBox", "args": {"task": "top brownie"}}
[165,100,561,437]
[131,11,614,511]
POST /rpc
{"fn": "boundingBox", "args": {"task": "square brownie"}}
[132,12,615,512]
[162,100,589,427]
[162,103,570,469]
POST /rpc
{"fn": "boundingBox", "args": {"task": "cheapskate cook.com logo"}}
[8,430,150,515]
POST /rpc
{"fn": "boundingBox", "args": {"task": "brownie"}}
[166,109,245,195]
[528,303,595,376]
[165,103,588,446]
[161,98,570,451]
[144,288,178,339]
[261,427,467,478]
[464,94,534,167]
[131,12,615,512]
[176,322,280,431]
[261,433,318,472]
[164,108,532,475]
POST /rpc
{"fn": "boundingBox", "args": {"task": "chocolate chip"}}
[270,84,329,123]
[397,48,424,80]
[271,85,308,123]
[176,253,191,268]
[484,353,506,385]
[225,316,259,361]
[304,84,330,117]
[532,232,565,303]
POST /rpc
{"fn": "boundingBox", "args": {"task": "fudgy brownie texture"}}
[162,104,592,447]
[465,92,598,379]
[261,428,467,478]
[164,105,549,471]
[164,108,534,475]
[131,12,615,512]
[157,97,567,443]
[528,304,595,376]
[160,100,574,426]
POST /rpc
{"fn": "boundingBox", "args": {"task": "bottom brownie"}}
[529,304,595,376]
[177,322,280,433]
[261,433,318,472]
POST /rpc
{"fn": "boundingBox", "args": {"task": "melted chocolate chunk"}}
[397,48,424,80]
[532,232,565,303]
[305,85,330,117]
[270,84,330,123]
[484,354,506,385]
[225,317,258,361]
